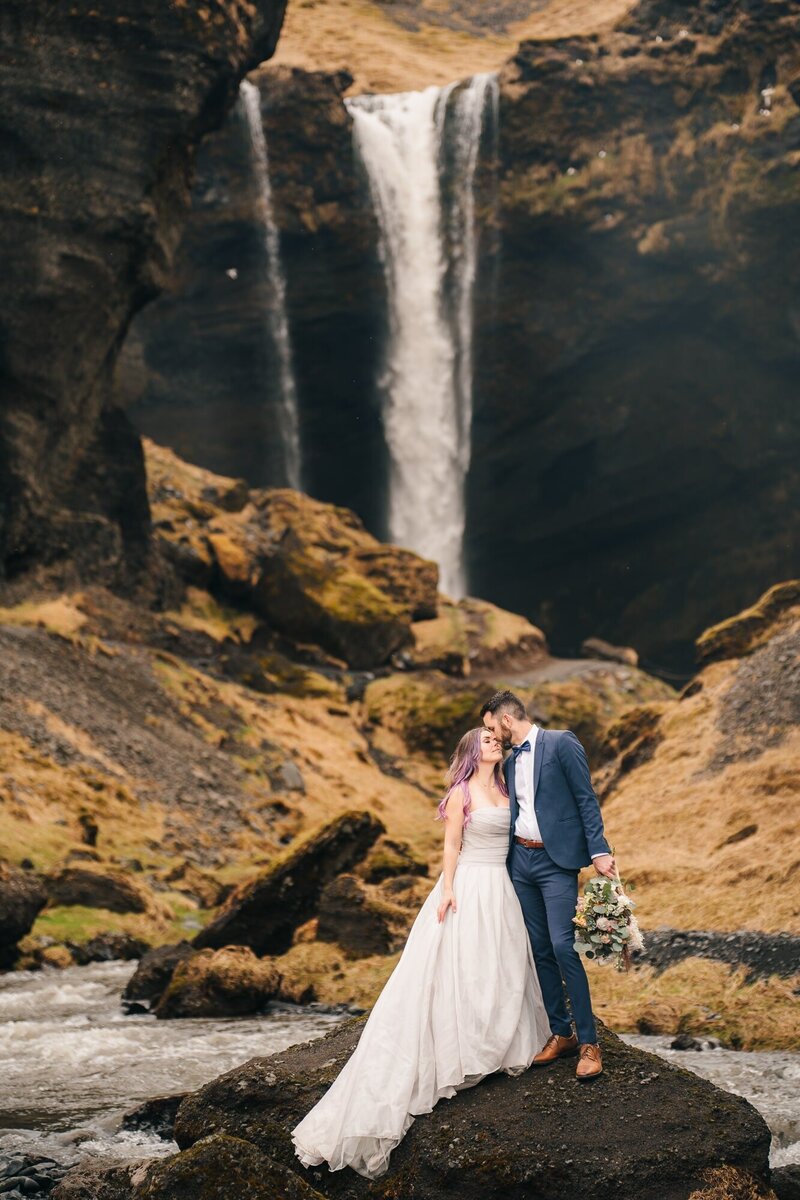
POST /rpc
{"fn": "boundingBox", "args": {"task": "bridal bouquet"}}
[573,877,644,971]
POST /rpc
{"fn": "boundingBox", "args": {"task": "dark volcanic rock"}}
[140,1133,325,1200]
[69,932,149,966]
[773,1164,800,1200]
[121,1094,187,1142]
[0,0,287,588]
[46,866,155,914]
[173,1018,772,1200]
[639,929,800,980]
[194,811,385,956]
[0,862,47,969]
[316,874,411,958]
[468,0,800,669]
[123,942,195,1003]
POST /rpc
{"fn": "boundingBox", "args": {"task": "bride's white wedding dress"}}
[291,806,549,1180]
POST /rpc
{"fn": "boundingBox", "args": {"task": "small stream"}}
[0,963,797,1170]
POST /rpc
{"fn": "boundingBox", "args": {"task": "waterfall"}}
[240,79,302,490]
[346,74,498,598]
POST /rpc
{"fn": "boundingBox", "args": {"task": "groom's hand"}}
[593,854,617,879]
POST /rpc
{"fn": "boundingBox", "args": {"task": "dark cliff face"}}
[0,0,287,588]
[121,0,800,669]
[123,67,390,536]
[469,0,800,668]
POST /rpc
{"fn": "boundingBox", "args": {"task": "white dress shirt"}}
[512,722,541,841]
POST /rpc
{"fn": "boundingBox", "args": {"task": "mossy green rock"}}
[364,672,484,755]
[141,1134,325,1199]
[193,810,384,957]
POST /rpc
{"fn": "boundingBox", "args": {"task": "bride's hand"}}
[437,888,457,923]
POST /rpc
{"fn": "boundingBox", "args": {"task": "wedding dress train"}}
[291,806,549,1179]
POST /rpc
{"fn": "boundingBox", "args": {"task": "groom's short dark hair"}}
[480,690,527,721]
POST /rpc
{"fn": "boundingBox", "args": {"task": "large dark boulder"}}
[46,866,157,914]
[153,947,282,1019]
[173,1017,772,1200]
[316,874,412,958]
[140,1134,325,1200]
[0,862,47,968]
[121,1093,188,1142]
[123,942,195,1003]
[193,811,385,956]
[0,0,287,588]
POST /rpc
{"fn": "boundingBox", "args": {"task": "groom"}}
[481,690,614,1080]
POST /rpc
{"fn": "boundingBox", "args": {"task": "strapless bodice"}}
[458,807,510,864]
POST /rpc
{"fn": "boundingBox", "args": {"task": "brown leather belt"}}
[515,836,545,849]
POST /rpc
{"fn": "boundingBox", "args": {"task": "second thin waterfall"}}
[347,74,498,598]
[241,79,302,490]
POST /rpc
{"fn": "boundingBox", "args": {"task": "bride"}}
[291,727,549,1180]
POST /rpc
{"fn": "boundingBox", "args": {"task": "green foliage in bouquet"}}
[573,876,644,971]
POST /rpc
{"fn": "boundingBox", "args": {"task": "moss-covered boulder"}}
[45,865,162,916]
[0,862,47,969]
[154,946,282,1019]
[161,861,228,909]
[316,874,413,958]
[173,1017,772,1200]
[356,837,429,884]
[145,441,438,669]
[193,811,385,957]
[364,672,484,755]
[517,666,674,765]
[365,662,673,765]
[123,942,195,1003]
[696,580,800,665]
[141,1134,325,1200]
[407,596,547,676]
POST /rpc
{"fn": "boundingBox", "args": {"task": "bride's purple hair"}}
[436,727,507,826]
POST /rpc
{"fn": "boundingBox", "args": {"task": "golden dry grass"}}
[591,958,800,1051]
[689,1165,777,1200]
[600,659,800,934]
[270,0,634,94]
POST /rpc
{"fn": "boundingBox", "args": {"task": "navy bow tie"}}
[512,740,531,760]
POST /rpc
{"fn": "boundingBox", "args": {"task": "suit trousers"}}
[509,842,597,1045]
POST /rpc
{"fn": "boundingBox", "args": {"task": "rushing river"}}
[0,961,342,1165]
[0,963,797,1170]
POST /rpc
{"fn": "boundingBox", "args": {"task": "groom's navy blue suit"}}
[505,726,610,1045]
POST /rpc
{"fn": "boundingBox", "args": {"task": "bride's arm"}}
[437,790,464,923]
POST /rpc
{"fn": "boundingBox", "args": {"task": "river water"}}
[0,963,797,1170]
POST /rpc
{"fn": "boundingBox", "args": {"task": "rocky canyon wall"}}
[470,0,800,669]
[80,0,800,669]
[0,0,287,590]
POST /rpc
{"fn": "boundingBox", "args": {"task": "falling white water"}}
[240,79,302,490]
[347,74,498,597]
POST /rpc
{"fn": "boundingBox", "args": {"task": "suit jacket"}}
[505,727,610,871]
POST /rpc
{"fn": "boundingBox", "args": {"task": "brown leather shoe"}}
[576,1043,603,1080]
[530,1032,578,1067]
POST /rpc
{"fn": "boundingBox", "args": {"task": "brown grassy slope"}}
[271,0,634,93]
[597,588,800,934]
